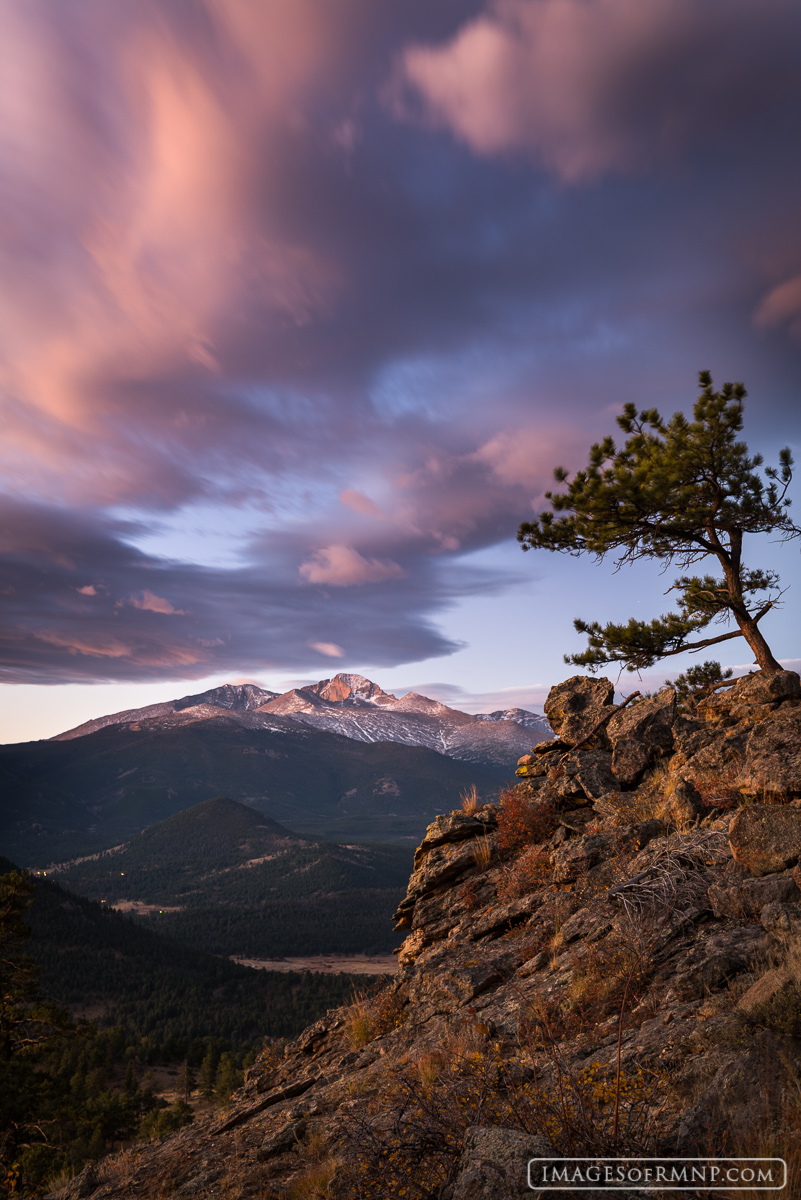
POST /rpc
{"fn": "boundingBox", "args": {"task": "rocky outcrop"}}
[543,674,614,746]
[728,805,801,876]
[608,688,676,788]
[53,669,801,1200]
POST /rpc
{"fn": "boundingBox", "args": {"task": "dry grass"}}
[607,829,730,922]
[716,1064,801,1200]
[92,1147,141,1189]
[346,995,374,1048]
[288,1155,340,1199]
[460,784,480,814]
[472,833,494,870]
[345,984,405,1048]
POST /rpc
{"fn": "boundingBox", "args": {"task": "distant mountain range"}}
[54,672,550,765]
[1,674,548,863]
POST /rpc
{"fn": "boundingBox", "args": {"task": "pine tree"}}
[213,1052,240,1106]
[177,1059,196,1104]
[517,372,798,674]
[0,871,72,1172]
[666,660,733,707]
[197,1048,217,1100]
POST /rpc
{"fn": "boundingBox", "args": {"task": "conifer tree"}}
[517,372,798,674]
[0,871,72,1171]
[197,1048,217,1100]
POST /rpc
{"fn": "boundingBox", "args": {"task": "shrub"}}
[346,985,405,1048]
[334,1016,670,1196]
[497,847,552,902]
[496,787,556,852]
[459,881,480,911]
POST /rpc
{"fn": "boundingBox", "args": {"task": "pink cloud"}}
[339,489,386,518]
[0,1,346,503]
[396,0,796,182]
[754,275,801,339]
[472,427,586,489]
[126,590,185,615]
[308,640,345,658]
[299,545,405,586]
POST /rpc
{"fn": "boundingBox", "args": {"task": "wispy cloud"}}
[0,1,799,688]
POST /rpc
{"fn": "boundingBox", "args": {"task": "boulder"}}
[608,689,676,788]
[672,926,768,1000]
[736,967,794,1014]
[441,1126,551,1200]
[414,810,498,868]
[551,830,619,883]
[256,1118,306,1160]
[728,805,801,876]
[667,779,706,829]
[544,675,614,746]
[551,748,619,800]
[708,869,799,919]
[696,670,801,729]
[760,901,801,944]
[717,669,800,708]
[738,709,801,800]
[58,1163,99,1200]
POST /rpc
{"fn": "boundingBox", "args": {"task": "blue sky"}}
[1,0,800,742]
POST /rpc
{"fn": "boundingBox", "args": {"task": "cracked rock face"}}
[52,670,801,1200]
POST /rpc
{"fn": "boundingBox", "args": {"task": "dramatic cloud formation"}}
[396,0,801,180]
[0,0,799,695]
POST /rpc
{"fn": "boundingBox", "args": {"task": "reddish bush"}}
[497,846,553,901]
[459,881,481,911]
[496,786,557,851]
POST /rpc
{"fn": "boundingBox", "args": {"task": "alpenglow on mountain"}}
[53,673,550,767]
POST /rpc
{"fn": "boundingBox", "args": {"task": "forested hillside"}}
[42,797,410,957]
[4,858,378,1050]
[1,718,509,862]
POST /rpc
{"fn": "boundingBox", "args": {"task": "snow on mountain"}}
[52,683,278,741]
[53,674,550,768]
[474,707,551,732]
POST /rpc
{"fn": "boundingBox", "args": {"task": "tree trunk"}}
[734,610,783,674]
[717,544,783,675]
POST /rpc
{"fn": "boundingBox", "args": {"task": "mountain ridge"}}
[50,672,550,768]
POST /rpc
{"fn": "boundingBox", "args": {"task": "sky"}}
[1,0,800,743]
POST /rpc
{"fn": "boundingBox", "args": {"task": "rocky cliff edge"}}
[52,671,801,1200]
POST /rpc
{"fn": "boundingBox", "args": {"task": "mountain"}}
[0,717,513,863]
[40,796,410,958]
[50,681,279,741]
[1,674,549,862]
[43,795,412,904]
[474,706,548,729]
[54,672,550,766]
